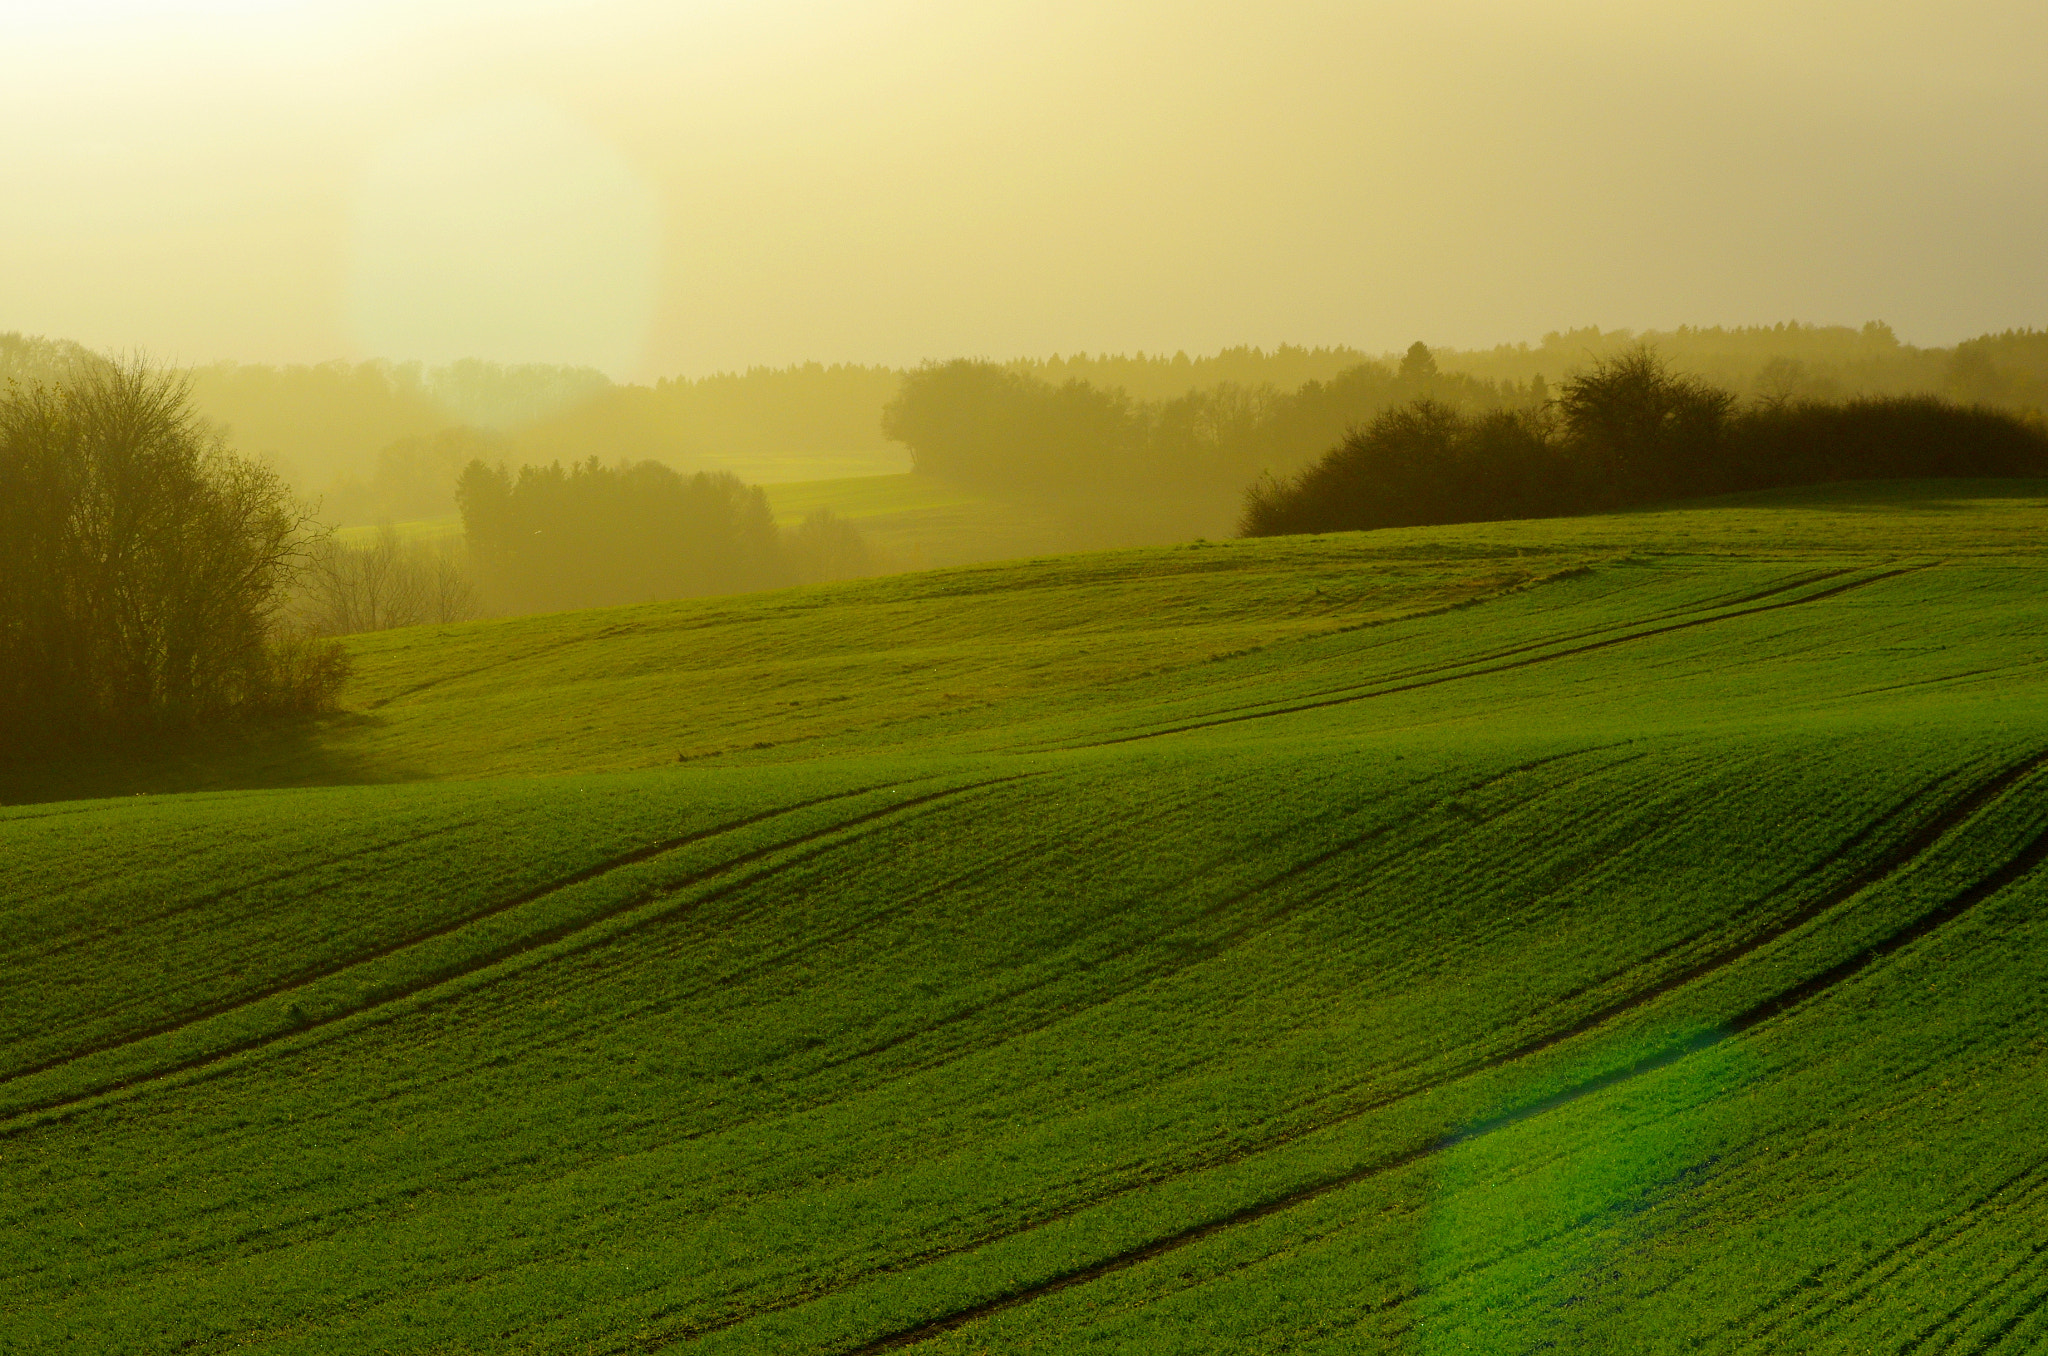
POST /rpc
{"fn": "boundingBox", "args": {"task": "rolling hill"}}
[4,479,2047,1354]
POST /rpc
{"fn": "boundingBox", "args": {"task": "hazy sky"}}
[5,1,2045,379]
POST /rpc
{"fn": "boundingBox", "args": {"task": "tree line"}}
[303,457,883,630]
[1241,348,2048,536]
[18,324,2047,537]
[880,343,1533,511]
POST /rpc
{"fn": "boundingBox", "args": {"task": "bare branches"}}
[0,359,347,756]
[296,527,481,636]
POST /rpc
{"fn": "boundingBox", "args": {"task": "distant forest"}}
[11,323,2048,534]
[881,343,1534,522]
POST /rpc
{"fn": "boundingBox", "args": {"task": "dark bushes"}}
[0,361,346,756]
[1720,396,2048,490]
[1243,350,2048,537]
[1555,347,1734,504]
[1242,403,1570,536]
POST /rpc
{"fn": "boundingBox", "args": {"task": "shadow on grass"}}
[0,710,422,808]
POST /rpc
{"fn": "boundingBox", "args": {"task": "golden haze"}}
[3,0,2045,377]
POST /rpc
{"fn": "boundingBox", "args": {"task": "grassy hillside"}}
[5,479,2048,1353]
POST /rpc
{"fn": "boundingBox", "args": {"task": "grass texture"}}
[4,478,2048,1353]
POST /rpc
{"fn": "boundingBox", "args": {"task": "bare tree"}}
[297,526,482,636]
[0,358,345,754]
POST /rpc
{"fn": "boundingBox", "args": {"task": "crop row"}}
[7,716,2044,1350]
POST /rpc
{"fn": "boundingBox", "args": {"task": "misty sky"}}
[5,0,2045,379]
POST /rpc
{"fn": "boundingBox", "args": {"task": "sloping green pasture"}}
[3,480,2047,1353]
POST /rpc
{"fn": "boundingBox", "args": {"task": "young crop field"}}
[760,473,1061,570]
[4,479,2047,1353]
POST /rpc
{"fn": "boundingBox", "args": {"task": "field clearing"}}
[333,516,465,547]
[4,479,2048,1352]
[761,472,1087,568]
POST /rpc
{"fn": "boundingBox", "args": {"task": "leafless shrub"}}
[297,526,482,636]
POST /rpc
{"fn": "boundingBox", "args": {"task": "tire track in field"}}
[829,749,2048,1353]
[360,623,640,709]
[627,772,1216,1035]
[1722,1152,2048,1354]
[602,766,1458,1195]
[0,787,877,1087]
[1449,749,2034,1083]
[410,768,1212,1093]
[976,565,1812,760]
[1075,564,1922,750]
[775,744,1635,1116]
[635,746,1953,1353]
[1952,1272,2048,1356]
[803,742,1804,1262]
[1,823,266,929]
[1471,764,1969,1061]
[1233,563,1860,713]
[0,776,1025,1122]
[619,750,1662,1350]
[1165,562,1854,720]
[1894,1235,2048,1356]
[0,816,490,970]
[1097,746,2041,1218]
[618,754,1655,1349]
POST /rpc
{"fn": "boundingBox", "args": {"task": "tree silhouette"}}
[1398,341,1439,382]
[1,360,345,756]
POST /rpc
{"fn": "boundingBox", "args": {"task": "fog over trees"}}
[297,527,482,637]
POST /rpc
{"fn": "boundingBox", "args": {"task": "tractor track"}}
[0,775,1033,1129]
[0,815,491,974]
[817,746,2048,1353]
[1078,564,1922,750]
[1259,563,1861,708]
[0,782,910,1092]
[612,747,2031,1353]
[1724,1152,2048,1353]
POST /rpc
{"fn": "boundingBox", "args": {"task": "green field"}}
[340,473,1085,571]
[761,473,1081,570]
[6,479,2048,1353]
